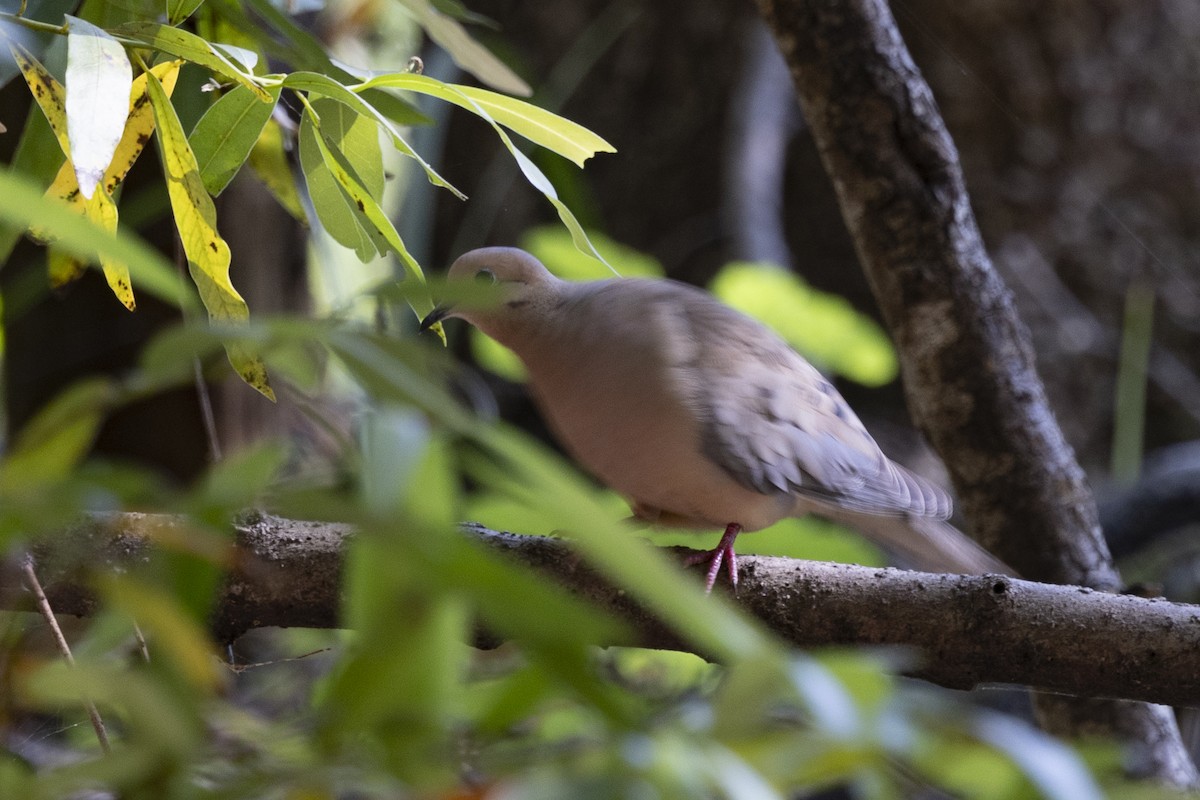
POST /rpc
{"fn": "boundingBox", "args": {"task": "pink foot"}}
[683,523,742,593]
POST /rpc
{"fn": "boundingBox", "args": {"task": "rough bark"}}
[753,0,1196,784]
[6,513,1200,710]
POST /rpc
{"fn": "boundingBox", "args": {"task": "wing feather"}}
[650,283,951,519]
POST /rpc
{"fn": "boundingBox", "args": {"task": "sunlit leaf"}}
[26,59,182,305]
[84,187,135,309]
[711,262,898,386]
[145,68,274,401]
[284,71,462,198]
[298,99,385,262]
[9,40,71,155]
[0,98,64,263]
[64,16,133,198]
[302,106,435,318]
[360,73,614,167]
[522,225,662,279]
[113,22,272,101]
[361,75,610,270]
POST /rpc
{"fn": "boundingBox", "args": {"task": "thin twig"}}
[132,622,150,664]
[221,647,333,674]
[194,357,223,464]
[20,556,111,754]
[172,237,223,464]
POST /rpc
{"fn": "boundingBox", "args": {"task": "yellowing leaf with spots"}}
[145,68,275,402]
[85,189,135,309]
[23,59,182,307]
[106,61,183,193]
[10,41,70,155]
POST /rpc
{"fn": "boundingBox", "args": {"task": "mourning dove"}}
[422,247,1009,591]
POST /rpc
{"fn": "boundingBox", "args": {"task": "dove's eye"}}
[476,268,497,284]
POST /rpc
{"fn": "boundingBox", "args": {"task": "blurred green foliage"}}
[0,0,1147,797]
[0,295,1117,799]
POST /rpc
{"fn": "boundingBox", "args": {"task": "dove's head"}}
[420,247,565,344]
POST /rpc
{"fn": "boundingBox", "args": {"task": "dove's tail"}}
[819,509,1016,576]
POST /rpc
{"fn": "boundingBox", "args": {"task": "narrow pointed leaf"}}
[366,77,610,269]
[283,71,463,198]
[247,118,306,220]
[305,111,433,316]
[190,84,280,196]
[298,106,384,261]
[0,97,67,264]
[10,41,71,155]
[144,69,274,401]
[395,0,530,96]
[86,188,135,310]
[168,0,207,24]
[65,15,133,198]
[363,73,615,167]
[103,60,184,194]
[113,22,272,101]
[31,61,181,303]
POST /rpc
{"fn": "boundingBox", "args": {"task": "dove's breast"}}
[509,280,794,532]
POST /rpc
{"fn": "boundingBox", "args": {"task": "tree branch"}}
[5,512,1200,709]
[751,0,1195,783]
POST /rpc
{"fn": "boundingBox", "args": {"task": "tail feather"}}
[818,508,1015,576]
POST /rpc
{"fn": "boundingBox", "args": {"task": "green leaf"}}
[974,713,1103,800]
[711,262,898,386]
[0,378,118,485]
[395,0,530,96]
[145,68,275,401]
[361,74,611,269]
[521,224,661,279]
[189,84,280,196]
[112,22,272,101]
[302,106,432,314]
[64,16,133,198]
[167,0,207,24]
[101,577,227,693]
[298,103,384,262]
[361,73,614,167]
[283,71,461,198]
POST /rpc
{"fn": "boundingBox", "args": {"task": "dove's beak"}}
[419,305,450,332]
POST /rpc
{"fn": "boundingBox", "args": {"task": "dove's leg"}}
[684,523,742,593]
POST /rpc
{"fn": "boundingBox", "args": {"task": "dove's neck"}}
[470,278,582,353]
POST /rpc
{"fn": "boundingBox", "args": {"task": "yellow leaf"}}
[48,248,86,286]
[86,189,135,310]
[145,68,275,401]
[31,159,85,245]
[26,60,181,306]
[10,42,70,155]
[247,117,306,220]
[103,60,183,194]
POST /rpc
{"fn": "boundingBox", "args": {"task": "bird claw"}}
[683,523,742,594]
